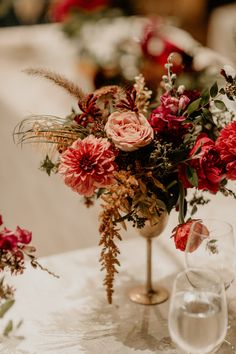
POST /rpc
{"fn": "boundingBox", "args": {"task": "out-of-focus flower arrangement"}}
[0,214,57,337]
[14,55,236,303]
[50,1,226,91]
[50,0,132,35]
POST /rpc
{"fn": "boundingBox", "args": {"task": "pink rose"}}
[172,219,209,252]
[105,111,154,152]
[216,121,236,180]
[179,135,223,193]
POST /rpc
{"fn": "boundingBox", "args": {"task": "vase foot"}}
[128,286,169,305]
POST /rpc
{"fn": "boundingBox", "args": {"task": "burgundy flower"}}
[15,226,32,244]
[172,219,209,252]
[51,0,109,22]
[148,93,191,142]
[216,121,236,180]
[58,135,117,197]
[179,135,223,193]
[0,229,18,250]
[0,215,2,226]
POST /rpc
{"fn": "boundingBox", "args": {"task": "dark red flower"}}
[172,219,209,252]
[179,135,223,193]
[0,229,18,250]
[0,215,2,226]
[216,121,236,180]
[148,93,191,143]
[15,226,32,244]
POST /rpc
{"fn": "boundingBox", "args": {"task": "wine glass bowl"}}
[185,218,236,290]
[168,268,228,354]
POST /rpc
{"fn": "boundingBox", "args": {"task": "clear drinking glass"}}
[185,218,236,290]
[168,268,228,354]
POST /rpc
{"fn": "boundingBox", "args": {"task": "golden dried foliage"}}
[134,74,152,114]
[99,171,139,303]
[23,68,85,101]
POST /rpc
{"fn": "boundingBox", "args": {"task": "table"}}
[1,228,236,353]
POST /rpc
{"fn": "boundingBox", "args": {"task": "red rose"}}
[216,121,236,180]
[172,219,209,252]
[179,135,223,193]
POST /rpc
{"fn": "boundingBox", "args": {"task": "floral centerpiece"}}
[15,55,236,303]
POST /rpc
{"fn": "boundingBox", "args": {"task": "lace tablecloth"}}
[1,235,236,354]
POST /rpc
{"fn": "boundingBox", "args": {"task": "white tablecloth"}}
[1,235,236,354]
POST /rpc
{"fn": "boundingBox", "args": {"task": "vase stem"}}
[146,238,153,294]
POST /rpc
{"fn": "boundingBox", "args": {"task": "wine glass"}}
[185,218,236,290]
[168,268,228,354]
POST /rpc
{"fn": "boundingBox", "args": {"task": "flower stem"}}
[178,182,186,224]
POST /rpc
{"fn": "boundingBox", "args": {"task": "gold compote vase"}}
[128,208,169,305]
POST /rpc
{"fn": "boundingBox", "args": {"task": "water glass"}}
[168,268,228,354]
[185,218,236,290]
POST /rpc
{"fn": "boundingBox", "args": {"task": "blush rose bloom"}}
[173,219,209,252]
[105,111,154,152]
[179,135,223,193]
[58,135,117,197]
[216,121,236,180]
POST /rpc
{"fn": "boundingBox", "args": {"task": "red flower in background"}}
[179,135,223,193]
[51,0,109,22]
[216,121,236,180]
[140,20,193,73]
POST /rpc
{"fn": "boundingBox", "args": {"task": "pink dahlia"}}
[58,136,117,197]
[216,121,236,180]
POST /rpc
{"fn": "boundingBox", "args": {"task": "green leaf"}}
[214,100,227,111]
[191,204,198,216]
[200,88,210,106]
[3,320,13,337]
[219,88,225,95]
[187,98,202,115]
[0,299,15,318]
[186,166,198,187]
[210,82,218,98]
[202,108,213,123]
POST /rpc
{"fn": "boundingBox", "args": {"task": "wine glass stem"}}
[146,238,153,294]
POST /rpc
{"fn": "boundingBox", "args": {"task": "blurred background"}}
[0,0,236,256]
